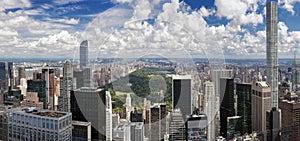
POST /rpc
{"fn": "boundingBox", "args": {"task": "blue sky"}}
[1,0,300,59]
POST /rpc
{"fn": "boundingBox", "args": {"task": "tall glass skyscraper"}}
[80,40,88,69]
[266,1,278,109]
[172,75,192,119]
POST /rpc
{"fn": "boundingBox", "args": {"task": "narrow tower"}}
[266,1,278,109]
[80,40,88,69]
[266,1,281,141]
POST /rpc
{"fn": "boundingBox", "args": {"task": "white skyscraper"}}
[106,91,112,141]
[58,60,73,112]
[126,94,131,121]
[204,81,216,141]
[266,0,279,109]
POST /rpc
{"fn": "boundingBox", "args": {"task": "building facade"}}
[236,83,252,134]
[280,93,300,141]
[266,0,279,109]
[219,78,235,138]
[58,60,73,112]
[169,109,186,141]
[72,120,91,141]
[27,79,46,108]
[172,75,192,119]
[71,87,106,140]
[21,92,43,108]
[185,114,207,141]
[203,81,217,141]
[7,107,72,141]
[80,40,88,69]
[251,81,272,140]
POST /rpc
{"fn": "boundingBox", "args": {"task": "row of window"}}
[12,112,72,130]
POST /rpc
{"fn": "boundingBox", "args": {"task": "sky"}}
[1,0,300,59]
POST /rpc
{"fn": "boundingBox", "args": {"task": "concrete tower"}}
[80,40,88,69]
[266,1,278,109]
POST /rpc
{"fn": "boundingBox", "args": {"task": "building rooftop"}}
[72,120,91,126]
[172,74,191,80]
[255,81,270,88]
[13,107,69,119]
[130,122,144,129]
[75,87,103,92]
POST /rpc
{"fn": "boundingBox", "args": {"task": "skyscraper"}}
[106,91,112,141]
[266,0,279,109]
[172,75,192,119]
[210,69,233,136]
[73,68,91,89]
[126,94,131,121]
[130,122,144,141]
[0,62,13,92]
[185,114,207,140]
[80,40,88,69]
[280,93,300,141]
[251,80,272,140]
[266,2,281,140]
[72,121,92,141]
[219,78,235,138]
[71,87,106,140]
[149,103,167,141]
[27,79,46,108]
[42,68,57,110]
[17,66,26,86]
[169,109,186,141]
[203,81,216,141]
[236,83,252,134]
[227,116,242,140]
[58,60,73,112]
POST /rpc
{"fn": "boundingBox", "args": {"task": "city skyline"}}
[0,0,300,59]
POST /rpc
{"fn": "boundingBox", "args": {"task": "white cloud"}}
[0,7,80,58]
[0,29,18,36]
[53,0,84,5]
[0,0,31,10]
[199,6,215,17]
[0,0,299,59]
[279,0,300,15]
[215,0,248,19]
[111,0,134,4]
[47,18,80,25]
[215,0,264,26]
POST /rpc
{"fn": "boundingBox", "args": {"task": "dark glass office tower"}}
[0,62,13,92]
[71,87,106,140]
[172,75,192,120]
[219,78,235,138]
[27,79,46,108]
[236,83,252,134]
